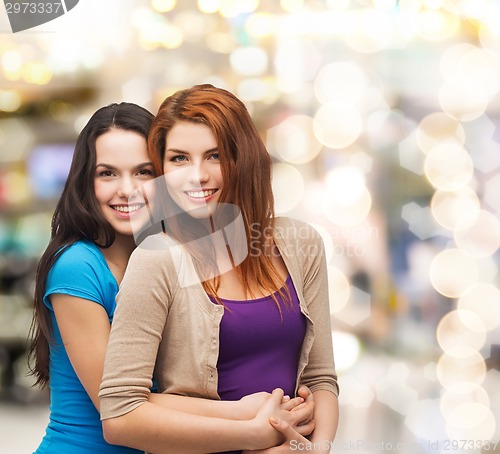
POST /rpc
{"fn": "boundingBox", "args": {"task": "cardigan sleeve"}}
[297,224,339,397]
[98,242,174,419]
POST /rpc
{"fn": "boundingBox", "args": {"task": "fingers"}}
[287,399,315,426]
[294,418,315,436]
[297,385,312,400]
[269,417,294,437]
[280,396,304,411]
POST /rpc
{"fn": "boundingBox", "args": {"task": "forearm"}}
[307,390,339,452]
[103,401,262,454]
[149,393,242,420]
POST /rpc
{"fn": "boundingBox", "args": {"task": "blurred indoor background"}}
[0,0,499,452]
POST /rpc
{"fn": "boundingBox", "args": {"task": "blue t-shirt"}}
[34,240,141,454]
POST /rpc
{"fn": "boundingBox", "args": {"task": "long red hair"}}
[148,84,287,303]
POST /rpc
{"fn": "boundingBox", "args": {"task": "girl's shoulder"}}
[52,240,107,273]
[273,216,322,245]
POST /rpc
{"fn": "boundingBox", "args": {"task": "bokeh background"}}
[1,0,500,452]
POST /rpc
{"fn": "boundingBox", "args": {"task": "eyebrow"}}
[95,162,153,170]
[165,147,218,154]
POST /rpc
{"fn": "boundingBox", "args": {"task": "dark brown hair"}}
[28,102,154,388]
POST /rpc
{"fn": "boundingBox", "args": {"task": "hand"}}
[242,417,318,454]
[251,388,290,450]
[239,391,306,420]
[290,385,315,436]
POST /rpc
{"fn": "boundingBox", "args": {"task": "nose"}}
[117,176,135,198]
[188,162,209,186]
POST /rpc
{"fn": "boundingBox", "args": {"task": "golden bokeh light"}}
[417,10,459,41]
[151,0,176,13]
[430,187,480,231]
[440,382,490,422]
[230,47,268,76]
[197,0,221,13]
[458,283,500,331]
[313,105,363,149]
[446,404,496,442]
[436,347,486,390]
[424,143,474,191]
[436,309,486,353]
[429,248,478,298]
[271,163,304,214]
[0,90,22,112]
[323,187,372,227]
[314,62,367,106]
[454,209,500,258]
[266,115,322,164]
[415,112,465,154]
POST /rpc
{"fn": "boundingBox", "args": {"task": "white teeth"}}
[187,189,216,198]
[112,205,142,213]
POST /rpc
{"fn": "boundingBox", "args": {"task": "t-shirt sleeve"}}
[44,243,109,310]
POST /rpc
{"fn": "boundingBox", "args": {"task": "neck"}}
[99,234,136,272]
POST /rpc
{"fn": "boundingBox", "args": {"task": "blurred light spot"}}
[454,210,500,258]
[220,0,259,17]
[440,383,490,423]
[245,13,276,38]
[484,172,500,213]
[446,404,495,441]
[375,362,419,415]
[280,0,304,13]
[458,283,500,332]
[430,187,480,231]
[325,166,366,206]
[328,266,351,313]
[417,10,459,41]
[1,50,22,80]
[326,0,351,10]
[122,77,153,107]
[151,0,176,12]
[230,47,268,76]
[331,331,361,371]
[436,309,486,353]
[198,0,221,13]
[405,398,446,441]
[175,11,212,42]
[48,101,73,122]
[424,143,474,191]
[415,112,465,154]
[206,32,236,53]
[0,90,22,112]
[399,133,425,175]
[345,9,392,53]
[332,286,371,326]
[323,187,372,227]
[337,376,374,408]
[1,171,31,204]
[314,62,367,106]
[0,119,34,162]
[313,105,362,149]
[402,202,441,240]
[22,63,52,85]
[429,248,479,298]
[237,78,269,102]
[436,347,486,389]
[271,163,304,214]
[267,115,322,164]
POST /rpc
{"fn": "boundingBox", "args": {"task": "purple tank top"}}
[210,274,306,397]
[209,275,306,454]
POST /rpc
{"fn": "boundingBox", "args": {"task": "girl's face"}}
[94,128,154,237]
[163,121,223,218]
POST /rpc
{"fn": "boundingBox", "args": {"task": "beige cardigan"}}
[99,217,338,419]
